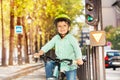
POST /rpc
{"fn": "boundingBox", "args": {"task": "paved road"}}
[106,68,120,80]
[14,67,120,80]
[14,67,46,80]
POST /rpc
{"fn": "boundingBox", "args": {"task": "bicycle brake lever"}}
[40,55,44,59]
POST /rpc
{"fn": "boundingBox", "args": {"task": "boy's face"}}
[56,21,70,36]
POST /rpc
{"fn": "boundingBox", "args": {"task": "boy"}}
[34,14,83,80]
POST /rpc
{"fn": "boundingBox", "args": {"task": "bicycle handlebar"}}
[40,55,73,65]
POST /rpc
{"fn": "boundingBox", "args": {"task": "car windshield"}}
[107,52,120,58]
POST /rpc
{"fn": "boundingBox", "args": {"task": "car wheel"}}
[113,67,116,70]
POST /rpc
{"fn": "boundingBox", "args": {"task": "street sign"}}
[80,27,90,47]
[107,41,112,46]
[15,25,23,34]
[90,31,106,46]
[82,27,90,33]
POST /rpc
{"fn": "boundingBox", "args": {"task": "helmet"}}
[54,14,71,26]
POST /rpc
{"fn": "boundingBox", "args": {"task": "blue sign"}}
[15,25,23,34]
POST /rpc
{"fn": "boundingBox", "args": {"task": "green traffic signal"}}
[85,3,94,23]
[85,0,99,26]
[86,15,94,22]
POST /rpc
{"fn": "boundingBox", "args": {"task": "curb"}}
[1,63,44,80]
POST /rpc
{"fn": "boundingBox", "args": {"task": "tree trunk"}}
[22,16,29,63]
[9,0,14,65]
[17,17,22,65]
[1,0,6,66]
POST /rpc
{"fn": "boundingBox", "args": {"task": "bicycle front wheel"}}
[47,77,57,80]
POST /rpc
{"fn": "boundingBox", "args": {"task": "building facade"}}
[102,0,120,28]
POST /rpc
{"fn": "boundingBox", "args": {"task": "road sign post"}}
[85,0,106,80]
[92,0,106,80]
[15,24,23,65]
[90,30,106,80]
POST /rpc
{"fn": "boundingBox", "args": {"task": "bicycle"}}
[40,55,73,80]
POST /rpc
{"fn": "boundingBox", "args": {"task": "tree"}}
[9,0,34,64]
[1,0,6,66]
[104,26,120,50]
[9,0,15,65]
[22,16,29,63]
[17,17,22,65]
[34,0,84,43]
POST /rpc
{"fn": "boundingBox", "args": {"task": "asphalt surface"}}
[1,62,119,80]
[15,67,46,80]
[0,62,43,80]
[106,68,120,80]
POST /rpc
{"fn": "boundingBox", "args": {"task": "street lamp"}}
[27,15,32,55]
[27,32,30,55]
[35,27,38,53]
[27,15,34,63]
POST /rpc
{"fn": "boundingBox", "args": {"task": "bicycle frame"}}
[41,55,72,80]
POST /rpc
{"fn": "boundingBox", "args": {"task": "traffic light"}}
[85,0,99,26]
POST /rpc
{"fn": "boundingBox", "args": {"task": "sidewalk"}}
[0,62,44,80]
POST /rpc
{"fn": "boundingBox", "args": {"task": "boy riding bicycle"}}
[34,14,83,80]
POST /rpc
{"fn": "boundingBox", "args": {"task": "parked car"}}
[110,56,120,67]
[104,50,120,70]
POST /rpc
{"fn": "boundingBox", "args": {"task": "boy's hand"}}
[76,59,83,65]
[33,53,40,58]
[73,59,83,65]
[33,50,44,58]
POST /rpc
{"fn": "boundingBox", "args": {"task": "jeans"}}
[45,61,77,80]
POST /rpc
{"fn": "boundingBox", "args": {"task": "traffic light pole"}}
[94,0,106,80]
[98,0,106,80]
[85,0,106,80]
